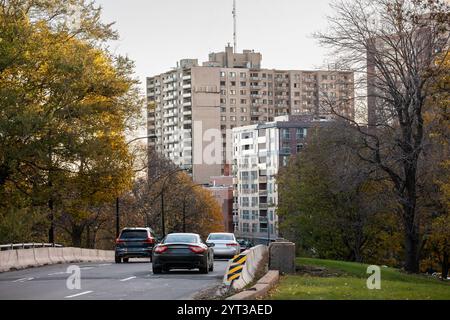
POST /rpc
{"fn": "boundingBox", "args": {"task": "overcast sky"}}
[95,0,335,91]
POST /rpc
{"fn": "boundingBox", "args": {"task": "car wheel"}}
[153,266,162,274]
[150,256,153,263]
[209,262,214,272]
[123,258,129,263]
[115,256,121,263]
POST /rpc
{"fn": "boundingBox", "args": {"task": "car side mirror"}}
[206,242,215,247]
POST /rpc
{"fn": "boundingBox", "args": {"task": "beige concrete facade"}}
[147,45,355,184]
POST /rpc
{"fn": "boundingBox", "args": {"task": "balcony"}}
[182,75,191,81]
[259,190,268,196]
[163,77,176,84]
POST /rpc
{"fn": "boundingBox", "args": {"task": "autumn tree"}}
[314,0,449,272]
[277,122,402,264]
[0,0,141,245]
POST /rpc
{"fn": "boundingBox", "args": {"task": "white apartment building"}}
[232,115,329,243]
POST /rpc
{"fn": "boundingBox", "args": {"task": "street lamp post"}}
[115,135,156,239]
[159,168,185,238]
[181,184,204,233]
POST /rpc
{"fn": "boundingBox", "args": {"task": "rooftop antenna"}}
[233,0,237,53]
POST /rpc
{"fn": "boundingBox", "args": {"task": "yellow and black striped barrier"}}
[226,253,247,282]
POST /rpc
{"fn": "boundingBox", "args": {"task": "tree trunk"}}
[71,225,84,248]
[404,223,420,273]
[442,251,449,280]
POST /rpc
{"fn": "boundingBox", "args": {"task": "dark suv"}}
[115,227,157,263]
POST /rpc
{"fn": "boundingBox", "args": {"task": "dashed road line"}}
[65,291,93,299]
[12,277,34,283]
[120,276,136,282]
[48,272,67,276]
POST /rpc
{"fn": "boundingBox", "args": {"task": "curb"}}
[226,270,280,300]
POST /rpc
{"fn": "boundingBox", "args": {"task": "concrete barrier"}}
[16,248,37,270]
[226,270,280,300]
[0,247,115,273]
[223,245,269,291]
[34,247,51,266]
[0,250,18,272]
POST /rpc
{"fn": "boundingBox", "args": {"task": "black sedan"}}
[152,233,214,274]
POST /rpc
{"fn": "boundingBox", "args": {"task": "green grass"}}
[269,258,450,300]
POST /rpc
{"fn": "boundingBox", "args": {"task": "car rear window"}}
[208,234,234,240]
[164,234,198,243]
[120,230,148,239]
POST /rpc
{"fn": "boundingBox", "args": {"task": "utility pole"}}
[116,197,120,238]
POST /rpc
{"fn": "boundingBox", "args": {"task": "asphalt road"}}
[0,259,229,300]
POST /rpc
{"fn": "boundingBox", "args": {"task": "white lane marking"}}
[48,272,67,276]
[98,263,111,266]
[120,276,136,282]
[13,277,33,283]
[65,291,93,299]
[80,267,94,270]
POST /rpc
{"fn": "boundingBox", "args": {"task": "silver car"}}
[206,233,240,258]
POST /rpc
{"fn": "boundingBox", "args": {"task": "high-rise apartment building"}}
[232,115,330,243]
[147,45,354,184]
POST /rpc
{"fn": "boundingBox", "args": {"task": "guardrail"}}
[0,243,64,251]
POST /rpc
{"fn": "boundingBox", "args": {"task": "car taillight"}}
[154,246,168,254]
[144,237,155,244]
[189,246,206,254]
[226,243,239,246]
[115,238,124,244]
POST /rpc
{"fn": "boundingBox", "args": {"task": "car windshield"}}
[164,234,198,244]
[208,234,234,241]
[120,230,148,239]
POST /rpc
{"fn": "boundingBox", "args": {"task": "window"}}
[220,98,226,104]
[242,210,250,219]
[230,72,236,78]
[230,107,236,113]
[296,143,304,152]
[230,98,236,105]
[296,128,307,139]
[230,81,236,87]
[240,82,247,87]
[220,81,226,86]
[240,89,247,95]
[241,116,247,121]
[241,107,247,113]
[281,128,290,139]
[242,223,250,233]
[230,90,236,95]
[241,132,253,139]
[240,72,246,78]
[230,116,236,121]
[221,116,226,121]
[241,197,249,207]
[220,71,226,77]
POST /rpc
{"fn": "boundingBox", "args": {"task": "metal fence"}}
[0,243,63,251]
